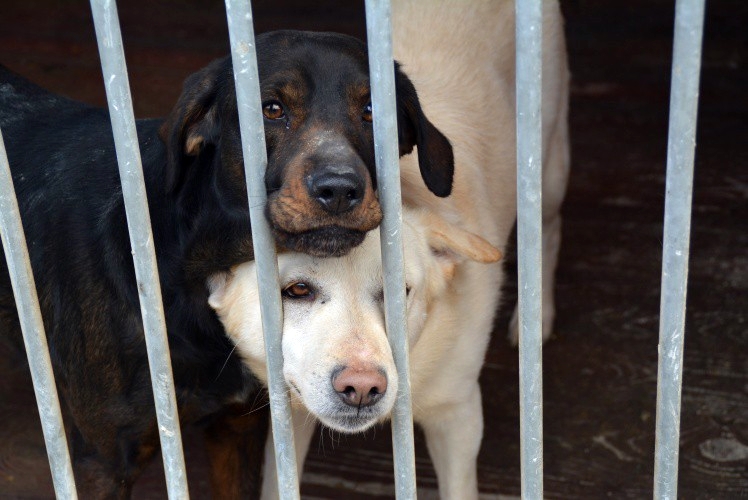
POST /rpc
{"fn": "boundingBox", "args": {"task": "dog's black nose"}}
[307,169,364,215]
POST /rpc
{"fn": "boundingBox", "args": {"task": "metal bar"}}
[224,2,301,499]
[653,1,705,498]
[0,129,78,499]
[88,1,189,497]
[515,1,544,498]
[365,1,417,498]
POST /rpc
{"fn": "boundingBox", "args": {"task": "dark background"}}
[0,0,746,498]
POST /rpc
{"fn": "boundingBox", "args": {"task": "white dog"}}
[211,0,569,497]
[209,207,502,498]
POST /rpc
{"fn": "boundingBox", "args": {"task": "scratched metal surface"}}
[0,0,746,498]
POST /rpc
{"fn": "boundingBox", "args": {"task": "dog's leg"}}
[260,406,316,500]
[508,209,563,345]
[509,96,570,346]
[204,401,270,499]
[419,382,483,500]
[508,212,563,345]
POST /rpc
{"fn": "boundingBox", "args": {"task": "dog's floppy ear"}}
[422,212,502,279]
[159,58,229,193]
[395,63,454,197]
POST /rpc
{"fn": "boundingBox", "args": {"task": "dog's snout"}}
[332,366,387,407]
[307,169,364,215]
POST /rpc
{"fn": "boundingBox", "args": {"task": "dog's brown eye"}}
[282,282,313,299]
[263,101,286,120]
[362,102,372,122]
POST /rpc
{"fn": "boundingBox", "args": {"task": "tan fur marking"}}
[185,134,203,155]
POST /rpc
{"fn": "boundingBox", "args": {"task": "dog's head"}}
[208,207,501,433]
[160,30,453,257]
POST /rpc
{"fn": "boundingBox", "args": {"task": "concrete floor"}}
[0,0,746,498]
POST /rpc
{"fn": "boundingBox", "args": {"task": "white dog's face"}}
[209,209,500,433]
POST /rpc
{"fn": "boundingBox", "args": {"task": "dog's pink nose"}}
[332,366,387,407]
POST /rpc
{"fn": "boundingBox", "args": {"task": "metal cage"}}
[0,0,705,498]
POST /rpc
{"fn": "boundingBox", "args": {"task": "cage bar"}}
[515,0,545,498]
[223,1,301,499]
[653,0,706,498]
[88,1,189,497]
[364,1,418,498]
[0,129,78,499]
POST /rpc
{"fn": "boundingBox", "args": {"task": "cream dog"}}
[209,207,502,498]
[212,0,569,496]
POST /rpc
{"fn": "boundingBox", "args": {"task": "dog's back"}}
[0,66,102,353]
[0,65,81,124]
[0,65,135,229]
[392,0,569,237]
[0,66,149,352]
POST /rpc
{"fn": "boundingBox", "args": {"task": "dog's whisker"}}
[241,385,291,418]
[240,400,270,418]
[317,427,325,457]
[302,412,315,430]
[334,429,342,448]
[214,344,238,382]
[410,400,426,414]
[249,388,268,413]
[327,427,337,450]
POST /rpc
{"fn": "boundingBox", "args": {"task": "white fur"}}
[210,1,570,497]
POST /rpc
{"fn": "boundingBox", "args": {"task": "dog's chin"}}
[273,226,367,257]
[316,413,382,434]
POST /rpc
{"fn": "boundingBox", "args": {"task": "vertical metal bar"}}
[88,1,189,497]
[653,1,705,498]
[224,2,300,499]
[365,1,417,498]
[0,129,78,499]
[515,1,544,498]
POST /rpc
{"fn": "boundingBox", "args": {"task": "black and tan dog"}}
[0,30,452,498]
